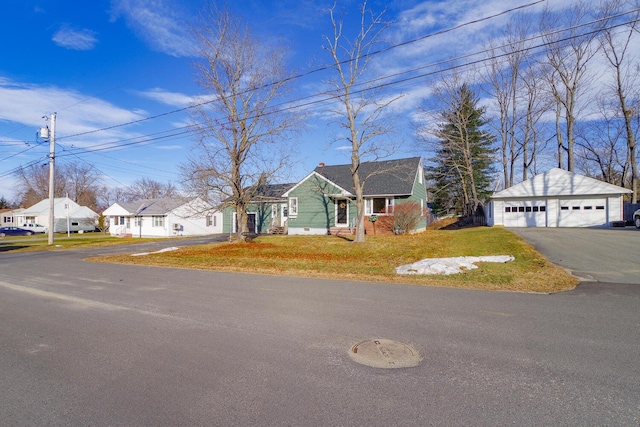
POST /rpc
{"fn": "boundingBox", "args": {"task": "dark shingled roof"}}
[118,197,191,215]
[252,183,296,200]
[313,157,421,196]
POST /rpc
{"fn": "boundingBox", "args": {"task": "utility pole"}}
[47,113,56,245]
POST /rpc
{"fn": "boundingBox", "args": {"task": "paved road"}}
[509,227,640,284]
[0,238,639,426]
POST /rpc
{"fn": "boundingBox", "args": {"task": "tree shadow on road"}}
[0,244,29,252]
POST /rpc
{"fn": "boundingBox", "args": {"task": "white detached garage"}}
[487,168,632,228]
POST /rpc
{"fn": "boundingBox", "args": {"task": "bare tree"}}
[575,95,627,185]
[122,177,179,202]
[599,0,639,202]
[484,15,530,188]
[541,1,602,172]
[15,163,66,206]
[65,162,101,210]
[182,3,299,241]
[322,0,400,243]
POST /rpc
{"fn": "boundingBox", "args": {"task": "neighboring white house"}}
[103,197,222,237]
[1,208,20,227]
[15,197,98,232]
[487,168,632,228]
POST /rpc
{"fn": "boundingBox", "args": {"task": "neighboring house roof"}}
[103,197,212,216]
[491,168,633,199]
[22,197,98,217]
[251,183,296,201]
[307,157,423,197]
[221,183,297,205]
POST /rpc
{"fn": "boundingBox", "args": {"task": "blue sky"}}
[1,0,577,202]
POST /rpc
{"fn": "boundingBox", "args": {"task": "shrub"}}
[393,201,422,234]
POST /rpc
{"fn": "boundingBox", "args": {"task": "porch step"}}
[329,227,353,237]
[271,226,286,235]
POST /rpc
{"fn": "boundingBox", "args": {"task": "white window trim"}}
[152,215,165,227]
[289,197,298,217]
[365,197,394,215]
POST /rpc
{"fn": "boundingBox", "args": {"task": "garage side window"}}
[505,207,511,212]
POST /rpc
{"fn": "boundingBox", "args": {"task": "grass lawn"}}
[89,227,578,293]
[0,233,163,252]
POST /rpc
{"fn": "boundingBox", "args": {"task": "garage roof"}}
[491,168,632,199]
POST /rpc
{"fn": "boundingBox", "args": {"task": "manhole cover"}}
[349,339,422,369]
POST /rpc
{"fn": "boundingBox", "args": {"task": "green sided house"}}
[283,157,429,235]
[222,183,296,234]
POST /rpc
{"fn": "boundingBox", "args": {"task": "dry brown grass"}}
[88,227,578,293]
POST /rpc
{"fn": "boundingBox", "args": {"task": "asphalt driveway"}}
[508,227,640,284]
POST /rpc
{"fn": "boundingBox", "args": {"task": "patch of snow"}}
[131,247,180,257]
[396,255,515,275]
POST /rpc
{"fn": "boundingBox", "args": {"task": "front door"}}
[247,213,257,233]
[336,199,348,226]
[280,204,288,227]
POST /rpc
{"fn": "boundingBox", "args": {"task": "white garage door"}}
[502,201,547,227]
[557,199,607,227]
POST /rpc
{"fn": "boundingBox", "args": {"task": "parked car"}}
[21,223,48,233]
[634,208,640,229]
[0,226,34,237]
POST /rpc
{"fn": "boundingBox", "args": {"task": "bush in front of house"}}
[393,201,423,234]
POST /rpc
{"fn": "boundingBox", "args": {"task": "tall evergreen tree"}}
[428,83,495,216]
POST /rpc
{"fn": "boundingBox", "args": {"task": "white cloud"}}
[52,25,98,50]
[109,0,196,57]
[134,88,194,107]
[0,78,146,146]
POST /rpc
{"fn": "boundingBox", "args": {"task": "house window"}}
[126,217,131,228]
[206,215,216,227]
[289,197,298,217]
[365,197,394,215]
[119,216,125,225]
[71,221,79,226]
[135,217,141,227]
[152,216,165,227]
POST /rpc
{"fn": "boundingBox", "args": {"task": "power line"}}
[56,0,547,142]
[4,4,639,180]
[15,11,636,170]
